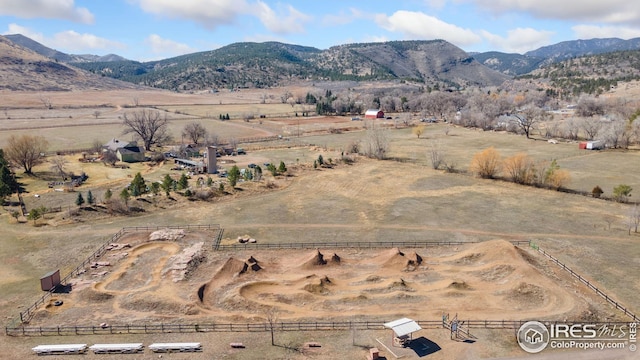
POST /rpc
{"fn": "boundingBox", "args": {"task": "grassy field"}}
[1,91,639,359]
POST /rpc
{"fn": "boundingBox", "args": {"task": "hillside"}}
[0,35,138,91]
[4,34,127,63]
[521,50,640,96]
[475,37,640,76]
[471,52,545,76]
[71,40,509,91]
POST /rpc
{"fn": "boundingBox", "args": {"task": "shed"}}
[384,318,422,347]
[364,109,385,119]
[103,139,145,162]
[40,269,61,291]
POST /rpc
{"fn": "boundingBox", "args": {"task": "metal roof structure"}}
[32,344,88,355]
[89,343,144,354]
[149,342,202,353]
[383,318,422,337]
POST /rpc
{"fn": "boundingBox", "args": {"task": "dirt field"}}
[14,228,633,360]
[33,231,607,325]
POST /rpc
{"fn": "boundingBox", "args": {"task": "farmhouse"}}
[103,139,145,162]
[364,109,384,119]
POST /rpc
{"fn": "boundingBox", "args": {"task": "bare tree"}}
[602,120,633,149]
[39,95,52,109]
[265,308,278,346]
[102,150,118,166]
[512,108,548,139]
[93,110,101,119]
[49,156,68,180]
[92,139,104,154]
[576,97,605,117]
[5,134,49,174]
[429,141,444,170]
[562,117,580,140]
[132,97,140,107]
[122,109,171,151]
[362,122,389,160]
[182,122,207,145]
[579,117,602,140]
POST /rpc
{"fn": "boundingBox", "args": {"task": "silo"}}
[206,146,217,174]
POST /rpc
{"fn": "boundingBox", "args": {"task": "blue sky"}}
[1,0,640,61]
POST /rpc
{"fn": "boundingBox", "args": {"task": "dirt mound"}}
[381,248,424,271]
[448,281,472,290]
[217,257,250,278]
[477,264,516,281]
[388,278,414,292]
[449,239,522,266]
[303,275,332,294]
[198,256,262,304]
[302,250,328,267]
[505,282,546,306]
[454,253,483,264]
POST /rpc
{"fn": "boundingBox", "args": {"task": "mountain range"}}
[1,33,640,93]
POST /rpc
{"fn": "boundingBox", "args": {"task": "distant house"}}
[364,109,384,119]
[103,139,145,163]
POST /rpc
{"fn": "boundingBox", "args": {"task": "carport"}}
[384,318,422,347]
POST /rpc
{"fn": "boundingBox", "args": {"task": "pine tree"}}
[161,174,174,196]
[278,161,287,174]
[87,190,94,205]
[130,172,146,197]
[75,192,85,206]
[119,188,131,206]
[178,173,189,190]
[104,188,112,200]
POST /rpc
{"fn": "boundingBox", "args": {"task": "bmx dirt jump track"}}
[30,228,613,328]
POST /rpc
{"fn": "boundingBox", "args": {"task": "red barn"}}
[364,109,384,119]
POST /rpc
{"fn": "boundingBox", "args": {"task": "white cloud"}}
[51,31,126,52]
[471,0,640,24]
[482,27,554,54]
[134,0,310,34]
[253,1,311,34]
[134,0,249,28]
[3,24,125,53]
[145,34,195,57]
[375,10,482,47]
[362,35,389,43]
[3,23,45,42]
[322,8,366,27]
[0,0,94,24]
[572,25,640,40]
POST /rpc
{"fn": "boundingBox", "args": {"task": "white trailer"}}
[89,343,144,354]
[32,344,88,355]
[148,342,202,353]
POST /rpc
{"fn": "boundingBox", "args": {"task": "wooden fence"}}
[17,225,223,324]
[217,240,532,251]
[6,320,633,337]
[532,244,639,323]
